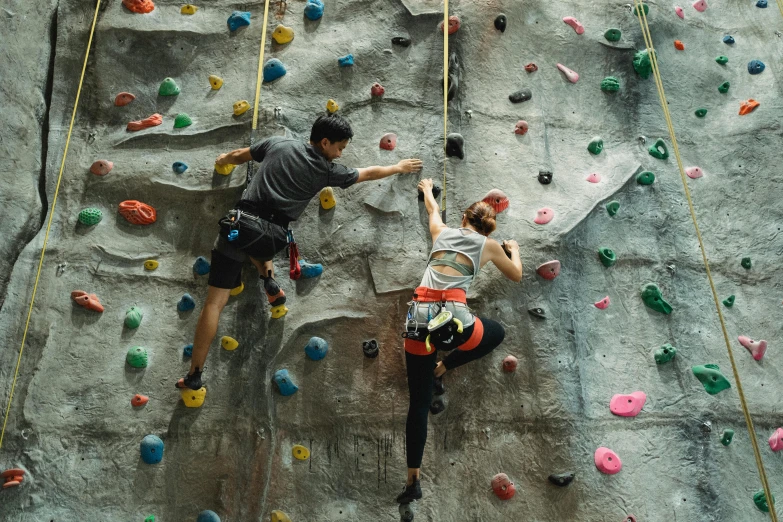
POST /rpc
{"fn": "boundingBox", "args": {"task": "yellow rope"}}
[777,0,783,24]
[442,0,449,221]
[633,2,777,519]
[0,0,103,450]
[251,0,272,130]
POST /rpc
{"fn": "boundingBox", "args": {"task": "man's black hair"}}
[310,114,354,144]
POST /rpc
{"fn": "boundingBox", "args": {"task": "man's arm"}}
[356,159,422,183]
[216,147,253,166]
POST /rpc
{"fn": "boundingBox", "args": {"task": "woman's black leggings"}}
[404,317,505,469]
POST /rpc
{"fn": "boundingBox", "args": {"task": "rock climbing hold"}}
[562,16,584,35]
[158,77,180,97]
[538,170,553,184]
[183,344,193,357]
[641,283,672,314]
[71,290,104,312]
[635,3,649,15]
[633,50,655,79]
[337,54,354,67]
[594,447,622,474]
[536,260,561,280]
[144,260,158,271]
[215,163,235,176]
[721,429,734,446]
[119,200,156,225]
[739,99,760,115]
[675,6,684,18]
[598,248,616,267]
[174,113,192,128]
[686,166,704,179]
[748,60,765,75]
[193,256,210,275]
[304,336,329,361]
[556,63,579,83]
[371,82,385,97]
[140,434,163,464]
[1,468,25,489]
[131,394,149,407]
[648,138,669,159]
[272,24,294,44]
[509,88,532,103]
[534,207,554,225]
[586,173,602,184]
[363,339,379,358]
[127,113,162,131]
[491,473,516,500]
[172,161,188,174]
[548,472,575,487]
[594,296,610,310]
[180,4,197,15]
[326,99,339,113]
[123,0,154,14]
[636,171,655,185]
[263,58,287,83]
[757,0,768,7]
[145,516,155,522]
[754,490,774,513]
[319,187,336,210]
[674,40,685,50]
[692,364,731,395]
[233,100,250,116]
[606,201,620,216]
[271,511,291,522]
[392,36,411,47]
[292,444,310,460]
[304,0,324,21]
[502,355,518,372]
[741,257,752,269]
[227,11,251,31]
[208,75,223,90]
[230,283,244,296]
[482,189,509,213]
[601,76,620,92]
[769,428,783,451]
[78,208,102,226]
[274,369,298,396]
[514,120,529,136]
[654,343,677,364]
[610,391,646,417]
[587,137,604,155]
[178,293,196,312]
[694,108,707,118]
[446,133,465,159]
[692,0,707,12]
[438,16,461,35]
[524,62,538,73]
[718,81,730,93]
[494,14,507,32]
[715,55,728,65]
[220,336,239,351]
[125,306,143,329]
[181,386,206,407]
[379,133,397,151]
[528,308,546,319]
[126,346,149,368]
[300,260,323,279]
[605,28,622,42]
[738,336,767,361]
[723,35,735,44]
[722,295,735,307]
[271,304,288,319]
[114,92,135,106]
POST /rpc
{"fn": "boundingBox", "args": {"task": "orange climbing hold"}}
[131,394,149,407]
[114,92,136,106]
[127,113,162,131]
[739,99,759,115]
[674,40,685,50]
[90,160,114,176]
[1,468,25,489]
[438,15,461,34]
[71,290,105,313]
[119,200,157,225]
[122,0,155,13]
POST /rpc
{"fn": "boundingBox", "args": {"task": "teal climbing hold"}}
[124,306,143,329]
[158,78,180,96]
[193,256,211,275]
[718,81,730,94]
[654,343,677,364]
[640,283,672,314]
[722,295,735,307]
[300,260,323,279]
[78,208,102,226]
[178,293,196,312]
[274,369,298,396]
[601,76,620,92]
[140,435,163,464]
[337,54,354,67]
[263,58,287,82]
[754,490,774,513]
[174,113,192,128]
[636,171,655,185]
[606,201,620,217]
[716,55,728,65]
[304,336,329,361]
[183,344,193,357]
[648,138,669,159]
[304,0,324,21]
[741,257,751,269]
[587,137,604,155]
[172,161,188,174]
[126,346,149,368]
[695,108,707,118]
[721,429,734,446]
[634,3,649,16]
[598,248,617,267]
[633,49,655,79]
[692,364,731,395]
[227,11,251,31]
[604,28,621,42]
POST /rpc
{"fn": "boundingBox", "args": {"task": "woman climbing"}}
[396,178,523,504]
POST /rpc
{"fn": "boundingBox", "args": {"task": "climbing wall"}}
[1,0,782,520]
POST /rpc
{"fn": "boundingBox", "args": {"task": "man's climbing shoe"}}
[433,376,445,396]
[396,479,422,504]
[263,275,288,318]
[175,368,203,391]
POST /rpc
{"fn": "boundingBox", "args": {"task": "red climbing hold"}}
[131,394,149,407]
[594,296,610,309]
[594,447,622,474]
[127,113,162,131]
[738,335,767,361]
[438,16,461,34]
[769,428,783,452]
[1,468,25,489]
[524,62,538,73]
[674,40,685,50]
[685,166,703,179]
[556,63,579,83]
[90,160,113,176]
[371,83,385,97]
[502,355,518,372]
[586,172,601,184]
[71,290,104,313]
[610,391,646,417]
[562,16,585,35]
[379,133,397,151]
[692,0,707,12]
[118,200,157,225]
[491,473,516,500]
[514,120,529,136]
[536,260,561,280]
[122,0,155,14]
[739,99,759,115]
[534,207,554,224]
[114,92,136,106]
[482,189,509,213]
[675,6,685,18]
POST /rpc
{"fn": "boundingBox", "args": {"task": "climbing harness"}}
[634,2,777,518]
[287,230,301,280]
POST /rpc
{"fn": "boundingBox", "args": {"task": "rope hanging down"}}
[633,2,777,519]
[441,0,449,222]
[251,0,272,131]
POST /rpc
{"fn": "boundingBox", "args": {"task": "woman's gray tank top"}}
[419,227,487,292]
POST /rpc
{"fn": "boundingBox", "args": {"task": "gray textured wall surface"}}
[0,0,781,521]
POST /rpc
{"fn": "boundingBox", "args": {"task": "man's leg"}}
[177,285,230,389]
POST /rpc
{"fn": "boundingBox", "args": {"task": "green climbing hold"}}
[754,490,775,513]
[145,516,155,522]
[124,306,143,329]
[606,201,620,217]
[636,171,655,185]
[716,55,728,65]
[741,257,752,269]
[633,49,655,79]
[695,108,707,118]
[718,81,730,94]
[78,208,102,226]
[587,137,604,155]
[601,76,620,92]
[648,138,669,160]
[598,248,617,267]
[158,77,180,96]
[174,113,192,128]
[640,283,672,314]
[722,295,735,307]
[692,364,731,395]
[604,28,622,42]
[654,343,677,364]
[634,3,649,16]
[720,429,734,446]
[126,346,149,368]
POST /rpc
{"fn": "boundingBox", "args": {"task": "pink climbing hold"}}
[371,82,385,97]
[556,63,579,83]
[114,92,136,106]
[379,133,397,151]
[594,296,610,309]
[692,0,707,12]
[562,16,585,35]
[610,391,647,417]
[586,172,601,184]
[685,166,703,179]
[90,160,114,176]
[524,63,538,73]
[675,6,685,18]
[594,447,622,474]
[534,207,554,225]
[536,260,561,280]
[738,335,767,361]
[502,355,518,372]
[769,428,783,452]
[482,189,509,213]
[491,473,516,500]
[514,120,529,136]
[127,113,162,131]
[438,16,461,35]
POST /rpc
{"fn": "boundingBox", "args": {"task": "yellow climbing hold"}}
[233,100,250,116]
[181,386,206,408]
[292,444,310,460]
[230,282,244,296]
[221,336,239,351]
[271,304,289,319]
[180,4,198,15]
[208,75,223,90]
[271,511,292,522]
[272,24,295,44]
[326,99,339,113]
[144,260,159,270]
[215,163,235,176]
[319,187,336,210]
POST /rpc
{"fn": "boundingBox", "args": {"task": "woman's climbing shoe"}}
[430,396,446,415]
[433,376,445,396]
[396,479,422,504]
[175,368,203,390]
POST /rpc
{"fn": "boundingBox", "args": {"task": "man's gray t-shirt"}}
[241,136,359,221]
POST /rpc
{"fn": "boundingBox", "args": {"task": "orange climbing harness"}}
[634,2,777,519]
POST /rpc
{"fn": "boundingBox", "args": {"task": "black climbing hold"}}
[430,397,446,415]
[362,339,379,358]
[446,133,464,159]
[392,36,411,47]
[528,308,546,319]
[509,88,532,103]
[494,14,507,32]
[418,185,442,201]
[538,171,553,185]
[548,472,575,487]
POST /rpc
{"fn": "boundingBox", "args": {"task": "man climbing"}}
[177,113,423,390]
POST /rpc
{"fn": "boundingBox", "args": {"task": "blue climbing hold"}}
[748,60,765,75]
[300,260,323,279]
[172,161,188,174]
[723,35,735,44]
[193,256,211,276]
[140,434,164,464]
[183,344,193,357]
[263,58,287,83]
[305,336,329,361]
[274,369,298,396]
[227,11,251,31]
[196,511,221,522]
[178,293,196,312]
[337,54,354,67]
[304,0,324,21]
[757,0,768,7]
